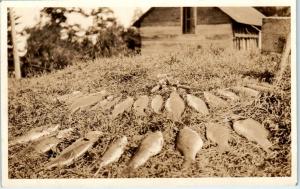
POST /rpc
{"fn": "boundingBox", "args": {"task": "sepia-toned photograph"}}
[1,0,297,187]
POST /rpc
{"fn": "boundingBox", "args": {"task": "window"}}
[182,7,195,34]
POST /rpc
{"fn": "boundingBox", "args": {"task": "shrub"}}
[21,24,76,77]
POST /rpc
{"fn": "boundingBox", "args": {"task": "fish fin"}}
[262,145,272,154]
[71,107,80,114]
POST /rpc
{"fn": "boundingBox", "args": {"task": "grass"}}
[8,46,291,178]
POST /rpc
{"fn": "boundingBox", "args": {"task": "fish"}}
[90,95,114,111]
[245,83,273,92]
[45,131,102,169]
[69,90,108,113]
[206,122,231,152]
[186,94,209,115]
[111,97,134,119]
[56,128,74,139]
[165,91,185,122]
[133,95,149,116]
[93,136,128,177]
[203,91,229,108]
[176,127,203,169]
[127,131,164,170]
[102,96,122,111]
[16,127,73,155]
[233,118,272,153]
[151,95,164,114]
[216,89,240,101]
[32,136,60,153]
[56,91,83,103]
[231,86,260,98]
[151,84,161,93]
[9,124,60,146]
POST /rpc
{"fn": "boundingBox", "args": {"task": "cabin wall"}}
[140,7,181,27]
[138,8,182,54]
[137,7,235,54]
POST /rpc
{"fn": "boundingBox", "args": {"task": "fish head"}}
[153,130,163,137]
[47,124,60,132]
[223,114,245,123]
[106,95,114,101]
[153,131,164,145]
[85,131,102,140]
[170,90,179,98]
[119,136,128,145]
[72,91,81,95]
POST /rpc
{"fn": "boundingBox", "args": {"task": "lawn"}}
[8,46,291,178]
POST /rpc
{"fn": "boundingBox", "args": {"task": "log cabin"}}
[132,7,266,54]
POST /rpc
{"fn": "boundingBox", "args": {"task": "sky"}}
[14,7,150,31]
[12,7,150,55]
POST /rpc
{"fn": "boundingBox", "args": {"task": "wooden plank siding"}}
[196,7,232,25]
[140,7,181,27]
[232,23,260,50]
[137,7,261,54]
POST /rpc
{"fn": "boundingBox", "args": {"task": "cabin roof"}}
[132,7,265,27]
[218,7,265,26]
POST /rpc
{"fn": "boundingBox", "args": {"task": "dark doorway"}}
[182,7,195,34]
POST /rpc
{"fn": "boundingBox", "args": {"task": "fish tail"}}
[219,143,230,153]
[44,162,53,170]
[260,139,273,154]
[182,159,192,170]
[44,160,57,170]
[93,164,103,177]
[121,166,133,177]
[8,141,16,147]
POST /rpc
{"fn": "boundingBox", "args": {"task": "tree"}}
[8,8,21,79]
[131,8,143,25]
[20,7,140,77]
[255,7,290,17]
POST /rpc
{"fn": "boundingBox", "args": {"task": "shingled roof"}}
[219,7,265,26]
[133,7,265,27]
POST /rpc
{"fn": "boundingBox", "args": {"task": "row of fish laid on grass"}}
[56,84,260,123]
[9,115,273,175]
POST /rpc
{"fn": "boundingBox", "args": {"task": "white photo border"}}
[1,0,297,187]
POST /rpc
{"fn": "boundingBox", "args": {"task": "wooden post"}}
[180,7,183,34]
[276,32,291,84]
[9,7,21,79]
[258,30,262,49]
[193,7,197,34]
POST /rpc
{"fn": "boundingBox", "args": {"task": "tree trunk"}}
[9,8,21,79]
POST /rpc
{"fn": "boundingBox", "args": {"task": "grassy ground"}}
[8,46,291,178]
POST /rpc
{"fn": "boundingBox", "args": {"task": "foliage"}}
[20,7,141,77]
[131,8,144,25]
[122,27,141,54]
[255,6,291,17]
[21,24,75,77]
